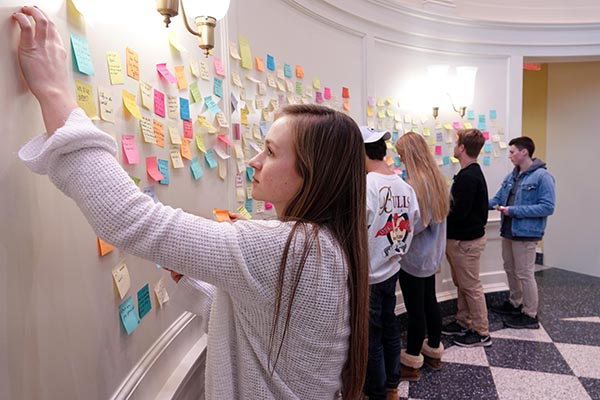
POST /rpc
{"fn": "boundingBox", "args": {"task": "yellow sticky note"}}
[106,51,124,85]
[367,105,374,117]
[218,159,227,180]
[450,156,459,164]
[125,47,139,81]
[98,87,114,123]
[241,107,249,125]
[443,123,453,130]
[377,98,385,107]
[237,205,253,220]
[139,81,153,110]
[122,89,141,119]
[169,147,184,168]
[168,30,188,52]
[168,124,181,144]
[464,122,473,129]
[97,237,115,256]
[239,36,252,70]
[75,80,98,119]
[174,65,188,89]
[154,277,170,308]
[423,127,430,137]
[195,134,206,153]
[139,116,156,144]
[112,260,131,300]
[313,76,321,90]
[386,108,394,117]
[377,109,386,119]
[386,97,393,105]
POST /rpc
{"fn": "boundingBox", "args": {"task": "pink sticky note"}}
[452,121,462,130]
[368,96,375,106]
[482,131,490,140]
[233,123,241,140]
[121,134,140,164]
[156,63,178,83]
[435,145,442,155]
[324,87,332,100]
[146,156,165,181]
[218,134,233,146]
[183,120,193,139]
[154,89,165,118]
[315,91,324,104]
[265,202,273,210]
[213,56,225,77]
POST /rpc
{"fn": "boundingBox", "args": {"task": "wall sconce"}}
[426,65,477,119]
[156,0,230,56]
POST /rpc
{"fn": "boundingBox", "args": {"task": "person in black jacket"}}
[442,129,492,348]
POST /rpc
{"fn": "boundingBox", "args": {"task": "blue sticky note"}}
[392,131,399,142]
[213,77,223,98]
[259,121,268,137]
[478,122,487,130]
[180,97,190,121]
[484,143,492,153]
[467,109,475,120]
[483,155,491,166]
[143,186,159,203]
[158,159,169,185]
[245,198,253,212]
[401,170,407,180]
[443,156,450,165]
[394,155,401,167]
[246,166,254,181]
[284,63,292,78]
[137,284,152,319]
[190,156,203,180]
[489,110,497,120]
[70,32,95,76]
[119,296,140,335]
[478,114,486,124]
[204,149,218,169]
[267,54,275,71]
[204,96,221,114]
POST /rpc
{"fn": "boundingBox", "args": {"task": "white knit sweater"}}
[19,109,349,399]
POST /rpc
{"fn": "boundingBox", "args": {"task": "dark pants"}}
[364,271,401,399]
[399,269,442,356]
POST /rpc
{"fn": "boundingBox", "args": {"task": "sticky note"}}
[435,145,442,155]
[119,296,140,335]
[483,155,491,166]
[167,95,179,119]
[75,80,97,118]
[137,284,152,319]
[156,63,178,83]
[239,36,252,70]
[284,63,292,78]
[453,121,462,130]
[121,134,140,164]
[254,56,265,72]
[154,278,170,308]
[246,166,254,181]
[112,260,131,299]
[195,134,206,153]
[467,109,475,120]
[296,64,304,78]
[189,55,200,77]
[146,156,165,181]
[489,110,497,120]
[205,149,218,169]
[342,87,350,99]
[204,96,221,114]
[315,91,323,103]
[126,47,139,80]
[214,77,223,98]
[266,54,275,71]
[343,101,350,111]
[324,87,331,100]
[213,208,231,222]
[174,65,188,89]
[180,97,190,120]
[154,89,165,118]
[170,147,184,168]
[140,117,156,144]
[313,77,321,89]
[106,51,124,85]
[181,138,192,160]
[97,237,115,256]
[98,87,114,123]
[463,122,472,129]
[168,30,188,53]
[70,32,95,76]
[158,159,169,185]
[229,41,241,60]
[200,59,210,80]
[483,131,490,140]
[139,81,153,110]
[213,56,225,77]
[245,198,253,213]
[190,156,203,180]
[143,186,159,203]
[122,89,141,119]
[443,156,450,165]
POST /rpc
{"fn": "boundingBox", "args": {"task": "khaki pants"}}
[446,236,489,336]
[501,239,538,317]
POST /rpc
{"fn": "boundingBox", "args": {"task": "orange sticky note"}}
[98,237,115,256]
[153,119,165,148]
[213,208,231,222]
[296,65,304,78]
[255,56,265,72]
[146,156,165,181]
[343,100,350,111]
[126,47,139,81]
[174,65,188,89]
[180,137,192,160]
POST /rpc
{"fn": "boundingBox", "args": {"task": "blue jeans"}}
[364,271,401,399]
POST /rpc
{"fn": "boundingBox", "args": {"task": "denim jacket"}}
[489,158,555,238]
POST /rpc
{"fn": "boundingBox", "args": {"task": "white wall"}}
[545,62,600,277]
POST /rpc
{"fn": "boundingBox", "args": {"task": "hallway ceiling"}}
[387,0,600,24]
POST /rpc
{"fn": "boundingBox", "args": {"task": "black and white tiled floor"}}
[396,268,600,400]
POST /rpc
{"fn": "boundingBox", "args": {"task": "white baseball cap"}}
[360,126,391,143]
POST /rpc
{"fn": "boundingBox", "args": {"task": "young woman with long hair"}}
[395,132,450,381]
[12,7,368,399]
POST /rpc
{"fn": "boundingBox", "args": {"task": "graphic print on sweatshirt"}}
[375,186,412,257]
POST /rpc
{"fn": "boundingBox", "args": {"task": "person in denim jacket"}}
[489,137,555,329]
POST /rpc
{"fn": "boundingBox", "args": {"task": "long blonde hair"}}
[395,132,449,225]
[272,105,369,399]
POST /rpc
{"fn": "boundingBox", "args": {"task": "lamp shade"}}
[184,0,230,20]
[453,66,478,107]
[426,65,449,107]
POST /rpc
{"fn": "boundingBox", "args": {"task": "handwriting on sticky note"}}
[126,47,139,80]
[112,260,131,299]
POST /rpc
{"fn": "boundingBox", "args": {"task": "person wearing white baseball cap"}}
[361,127,419,399]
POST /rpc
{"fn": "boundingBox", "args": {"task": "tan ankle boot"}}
[400,350,423,381]
[421,339,444,370]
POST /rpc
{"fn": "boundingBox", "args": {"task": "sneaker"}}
[504,313,540,329]
[453,330,492,348]
[491,300,522,315]
[441,320,468,336]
